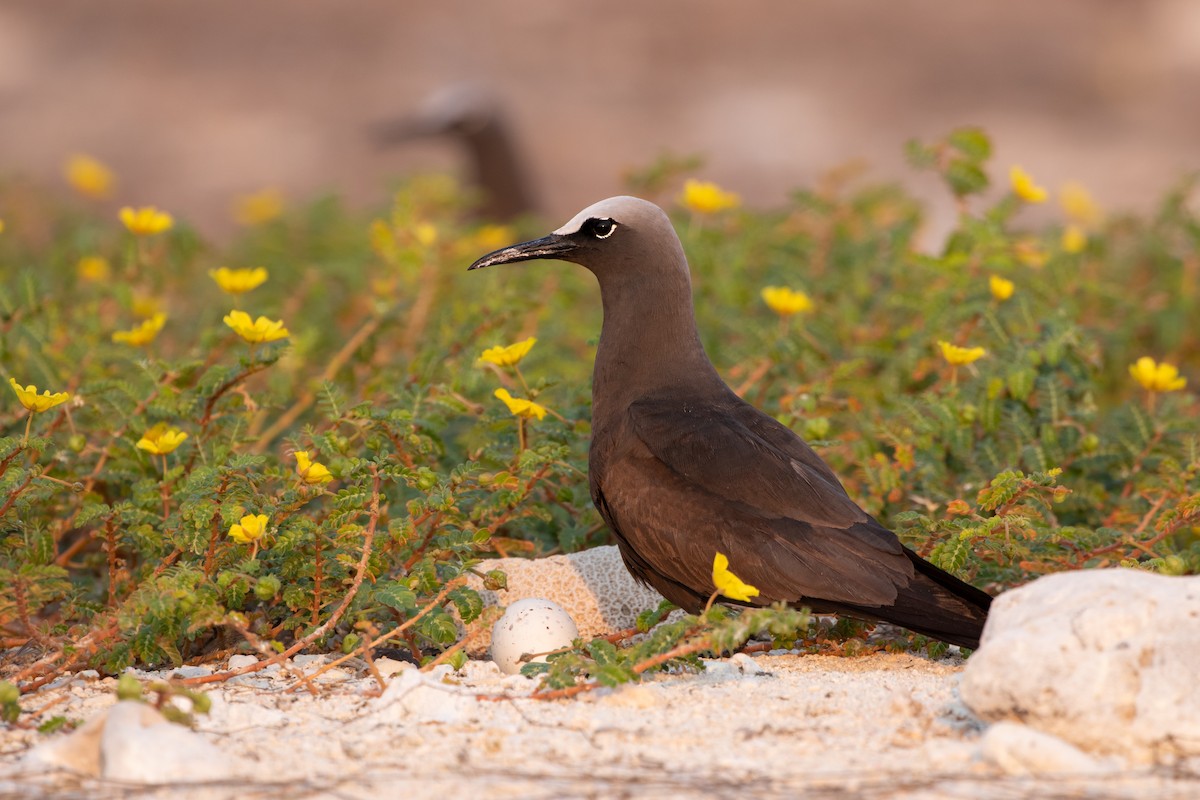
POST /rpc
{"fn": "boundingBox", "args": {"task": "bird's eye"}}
[587,218,617,239]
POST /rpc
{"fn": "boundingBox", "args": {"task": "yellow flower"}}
[1009,165,1048,204]
[223,309,290,343]
[0,219,5,235]
[228,513,269,544]
[680,179,741,214]
[209,266,268,295]
[119,206,174,236]
[414,222,438,247]
[712,552,760,602]
[112,313,167,346]
[988,275,1015,302]
[294,450,333,484]
[938,341,986,366]
[135,422,188,455]
[64,154,116,199]
[494,388,547,420]
[232,188,284,226]
[1129,357,1187,393]
[77,256,111,282]
[369,219,398,262]
[474,224,514,251]
[481,337,536,367]
[1013,240,1048,269]
[9,378,70,413]
[1061,224,1087,254]
[1059,182,1102,227]
[761,286,814,317]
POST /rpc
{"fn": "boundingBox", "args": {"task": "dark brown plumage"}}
[469,196,991,648]
[374,85,538,222]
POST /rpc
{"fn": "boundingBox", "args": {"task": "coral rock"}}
[466,545,665,653]
[28,701,241,782]
[961,569,1200,764]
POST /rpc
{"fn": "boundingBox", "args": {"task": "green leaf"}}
[945,160,989,197]
[449,586,484,624]
[947,127,992,161]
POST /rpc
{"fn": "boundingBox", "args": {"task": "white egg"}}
[490,598,579,675]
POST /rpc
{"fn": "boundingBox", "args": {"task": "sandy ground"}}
[2,651,1197,799]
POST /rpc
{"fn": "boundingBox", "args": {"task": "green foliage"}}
[114,673,211,727]
[525,603,812,694]
[1,130,1198,708]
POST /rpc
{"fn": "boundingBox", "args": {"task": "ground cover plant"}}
[1,129,1197,711]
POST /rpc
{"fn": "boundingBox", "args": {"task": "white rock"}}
[467,545,664,653]
[167,665,213,679]
[961,569,1200,763]
[227,654,258,670]
[373,657,410,678]
[200,692,289,730]
[490,598,579,675]
[369,665,482,724]
[292,654,326,669]
[27,701,241,783]
[729,652,769,675]
[980,721,1114,776]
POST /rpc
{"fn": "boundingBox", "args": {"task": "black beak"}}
[467,234,578,271]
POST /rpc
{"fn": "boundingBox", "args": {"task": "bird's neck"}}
[591,270,726,420]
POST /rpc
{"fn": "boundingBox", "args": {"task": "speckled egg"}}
[490,598,579,675]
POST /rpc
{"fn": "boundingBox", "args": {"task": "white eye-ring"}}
[589,218,617,239]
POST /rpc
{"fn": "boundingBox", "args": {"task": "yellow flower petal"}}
[414,222,438,247]
[761,286,814,317]
[1009,165,1048,204]
[1129,357,1187,393]
[77,256,112,283]
[232,188,284,226]
[294,450,333,484]
[712,552,760,602]
[1061,224,1087,254]
[680,179,741,214]
[480,337,537,367]
[209,267,269,295]
[112,313,167,346]
[228,513,269,544]
[64,154,116,199]
[223,309,290,344]
[474,225,514,251]
[1059,182,1102,227]
[135,422,188,455]
[119,206,174,236]
[9,378,71,413]
[493,388,548,420]
[938,341,987,366]
[988,275,1015,302]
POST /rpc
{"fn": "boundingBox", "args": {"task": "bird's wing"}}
[594,426,910,608]
[626,396,882,532]
[585,396,914,608]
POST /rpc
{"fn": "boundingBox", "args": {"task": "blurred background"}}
[2,0,1198,237]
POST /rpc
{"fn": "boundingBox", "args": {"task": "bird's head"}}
[467,196,687,282]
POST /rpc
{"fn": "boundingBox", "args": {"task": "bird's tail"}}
[824,548,993,649]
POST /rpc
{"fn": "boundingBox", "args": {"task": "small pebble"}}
[227,654,258,670]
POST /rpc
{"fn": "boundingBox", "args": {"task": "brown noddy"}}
[373,85,538,221]
[468,196,992,648]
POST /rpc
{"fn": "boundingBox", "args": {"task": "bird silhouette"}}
[469,196,992,648]
[373,85,538,222]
